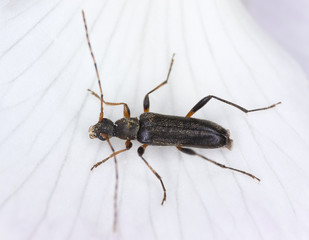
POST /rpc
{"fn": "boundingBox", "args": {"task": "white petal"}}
[0,1,308,240]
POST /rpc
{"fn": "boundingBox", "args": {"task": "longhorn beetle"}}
[82,11,281,231]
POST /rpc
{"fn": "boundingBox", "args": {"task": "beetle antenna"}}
[82,10,104,122]
[102,134,119,231]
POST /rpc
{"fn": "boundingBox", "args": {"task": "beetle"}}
[82,11,281,231]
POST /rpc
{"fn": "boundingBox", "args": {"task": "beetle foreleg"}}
[87,89,131,118]
[91,140,132,170]
[138,145,167,205]
[177,146,260,182]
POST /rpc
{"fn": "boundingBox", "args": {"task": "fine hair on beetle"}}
[82,10,281,232]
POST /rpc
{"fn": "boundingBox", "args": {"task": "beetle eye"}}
[98,133,106,141]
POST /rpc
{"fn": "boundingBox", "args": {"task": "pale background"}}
[244,0,309,77]
[0,0,309,240]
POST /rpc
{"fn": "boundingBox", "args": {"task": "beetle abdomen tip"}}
[226,139,233,150]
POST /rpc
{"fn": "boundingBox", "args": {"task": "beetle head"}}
[89,118,115,141]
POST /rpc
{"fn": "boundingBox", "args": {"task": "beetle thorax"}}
[114,117,140,140]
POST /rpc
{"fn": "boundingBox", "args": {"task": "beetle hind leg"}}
[186,95,281,118]
[177,146,260,182]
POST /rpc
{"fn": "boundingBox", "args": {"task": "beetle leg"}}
[91,140,132,170]
[87,89,131,118]
[186,95,281,118]
[143,54,175,112]
[137,144,167,205]
[87,88,101,100]
[177,146,260,182]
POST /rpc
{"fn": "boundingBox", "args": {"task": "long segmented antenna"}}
[82,10,104,122]
[82,10,119,231]
[103,135,119,232]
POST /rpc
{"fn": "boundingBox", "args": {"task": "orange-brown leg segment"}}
[186,95,281,118]
[88,89,131,118]
[177,146,260,181]
[143,54,175,112]
[138,144,167,205]
[91,139,132,170]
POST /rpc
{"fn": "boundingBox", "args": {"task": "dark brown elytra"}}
[82,10,281,232]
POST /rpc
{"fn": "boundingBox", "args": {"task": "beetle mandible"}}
[82,11,281,231]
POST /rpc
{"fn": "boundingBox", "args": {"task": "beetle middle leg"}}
[177,146,260,181]
[143,53,175,112]
[88,89,131,118]
[186,95,281,117]
[137,144,167,205]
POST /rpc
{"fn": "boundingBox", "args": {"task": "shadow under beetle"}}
[82,11,281,231]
